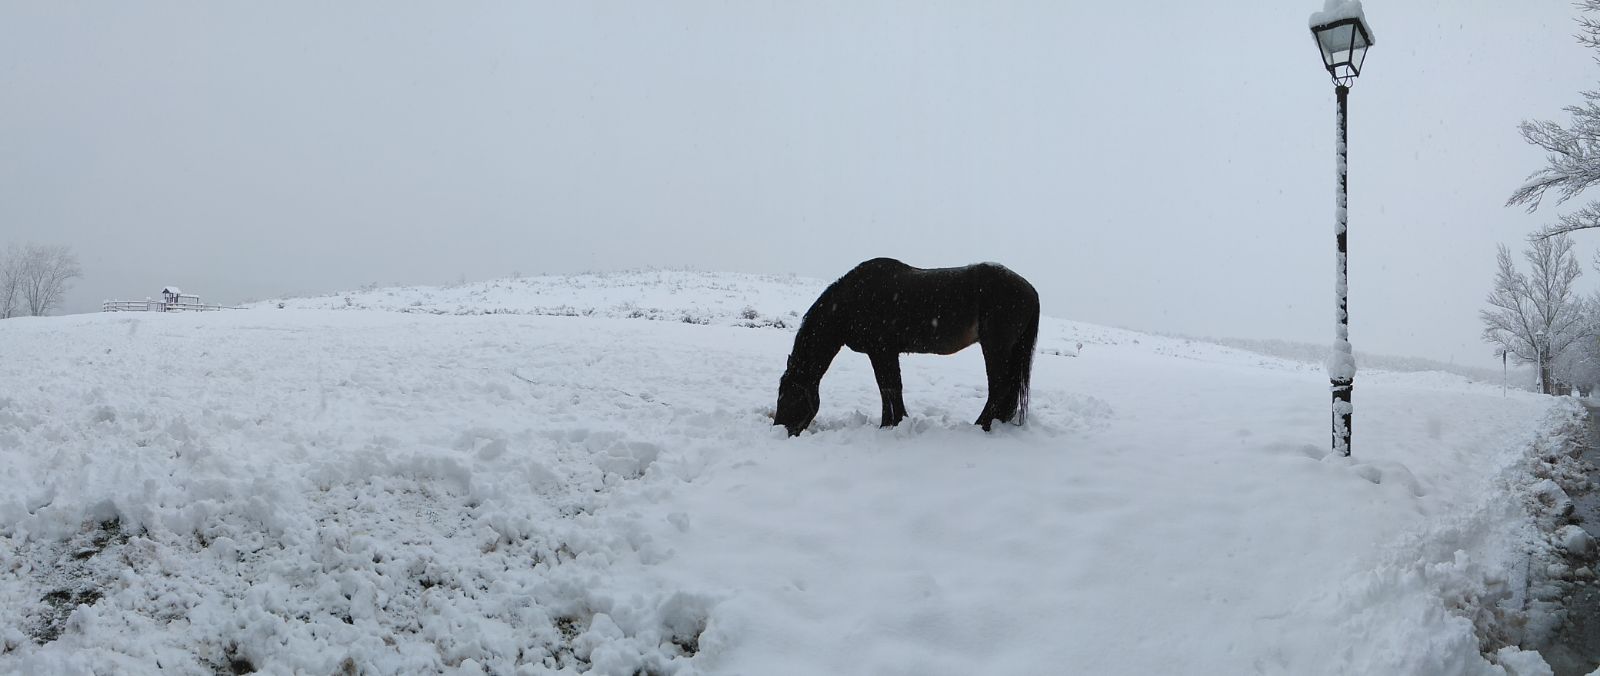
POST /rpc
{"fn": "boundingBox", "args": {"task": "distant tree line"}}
[1,243,83,319]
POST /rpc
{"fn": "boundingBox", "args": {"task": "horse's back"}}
[831,259,1035,308]
[842,258,1025,286]
[843,257,913,282]
[811,259,1033,355]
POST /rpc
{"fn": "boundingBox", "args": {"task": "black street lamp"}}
[1500,348,1508,398]
[1310,4,1374,457]
[1537,329,1547,394]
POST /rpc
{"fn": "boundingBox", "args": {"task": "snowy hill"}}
[0,271,1587,674]
[251,270,821,330]
[253,270,1506,383]
[1165,333,1509,386]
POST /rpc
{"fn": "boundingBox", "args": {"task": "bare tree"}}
[1481,236,1586,393]
[13,244,83,317]
[0,243,20,319]
[1509,1,1600,238]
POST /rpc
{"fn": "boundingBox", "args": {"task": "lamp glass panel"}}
[1316,23,1355,65]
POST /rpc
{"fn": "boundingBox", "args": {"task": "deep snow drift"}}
[0,270,1587,675]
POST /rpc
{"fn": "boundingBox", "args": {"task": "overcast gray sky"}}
[1,1,1592,367]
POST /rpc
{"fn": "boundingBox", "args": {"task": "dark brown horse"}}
[773,258,1040,436]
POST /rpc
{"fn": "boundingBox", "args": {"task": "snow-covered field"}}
[0,270,1588,674]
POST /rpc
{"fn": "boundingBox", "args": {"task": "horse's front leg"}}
[869,351,907,427]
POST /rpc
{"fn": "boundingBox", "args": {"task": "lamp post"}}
[1500,348,1508,397]
[1537,329,1547,394]
[1310,3,1374,457]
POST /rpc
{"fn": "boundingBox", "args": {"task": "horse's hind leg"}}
[976,328,1022,431]
[869,351,907,427]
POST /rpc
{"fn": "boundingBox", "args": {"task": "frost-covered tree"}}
[1553,306,1600,394]
[1481,236,1586,393]
[0,243,20,319]
[13,243,82,317]
[1509,1,1600,238]
[1554,268,1600,394]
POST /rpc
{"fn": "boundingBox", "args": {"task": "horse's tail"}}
[1013,304,1040,427]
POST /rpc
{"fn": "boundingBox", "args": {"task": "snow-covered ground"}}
[0,270,1587,674]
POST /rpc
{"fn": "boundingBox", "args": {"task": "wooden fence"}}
[101,299,241,313]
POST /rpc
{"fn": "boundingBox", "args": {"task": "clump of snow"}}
[1329,337,1356,381]
[1557,525,1593,558]
[1308,0,1376,45]
[1532,479,1575,521]
[0,270,1583,673]
[1495,646,1556,676]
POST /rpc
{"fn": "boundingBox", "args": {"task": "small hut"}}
[160,287,201,308]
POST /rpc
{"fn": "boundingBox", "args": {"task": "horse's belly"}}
[923,320,980,355]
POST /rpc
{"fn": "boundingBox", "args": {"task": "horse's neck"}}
[789,314,844,382]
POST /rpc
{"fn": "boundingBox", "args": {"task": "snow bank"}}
[0,272,1577,674]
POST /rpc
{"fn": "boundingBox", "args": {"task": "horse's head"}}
[773,370,820,437]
